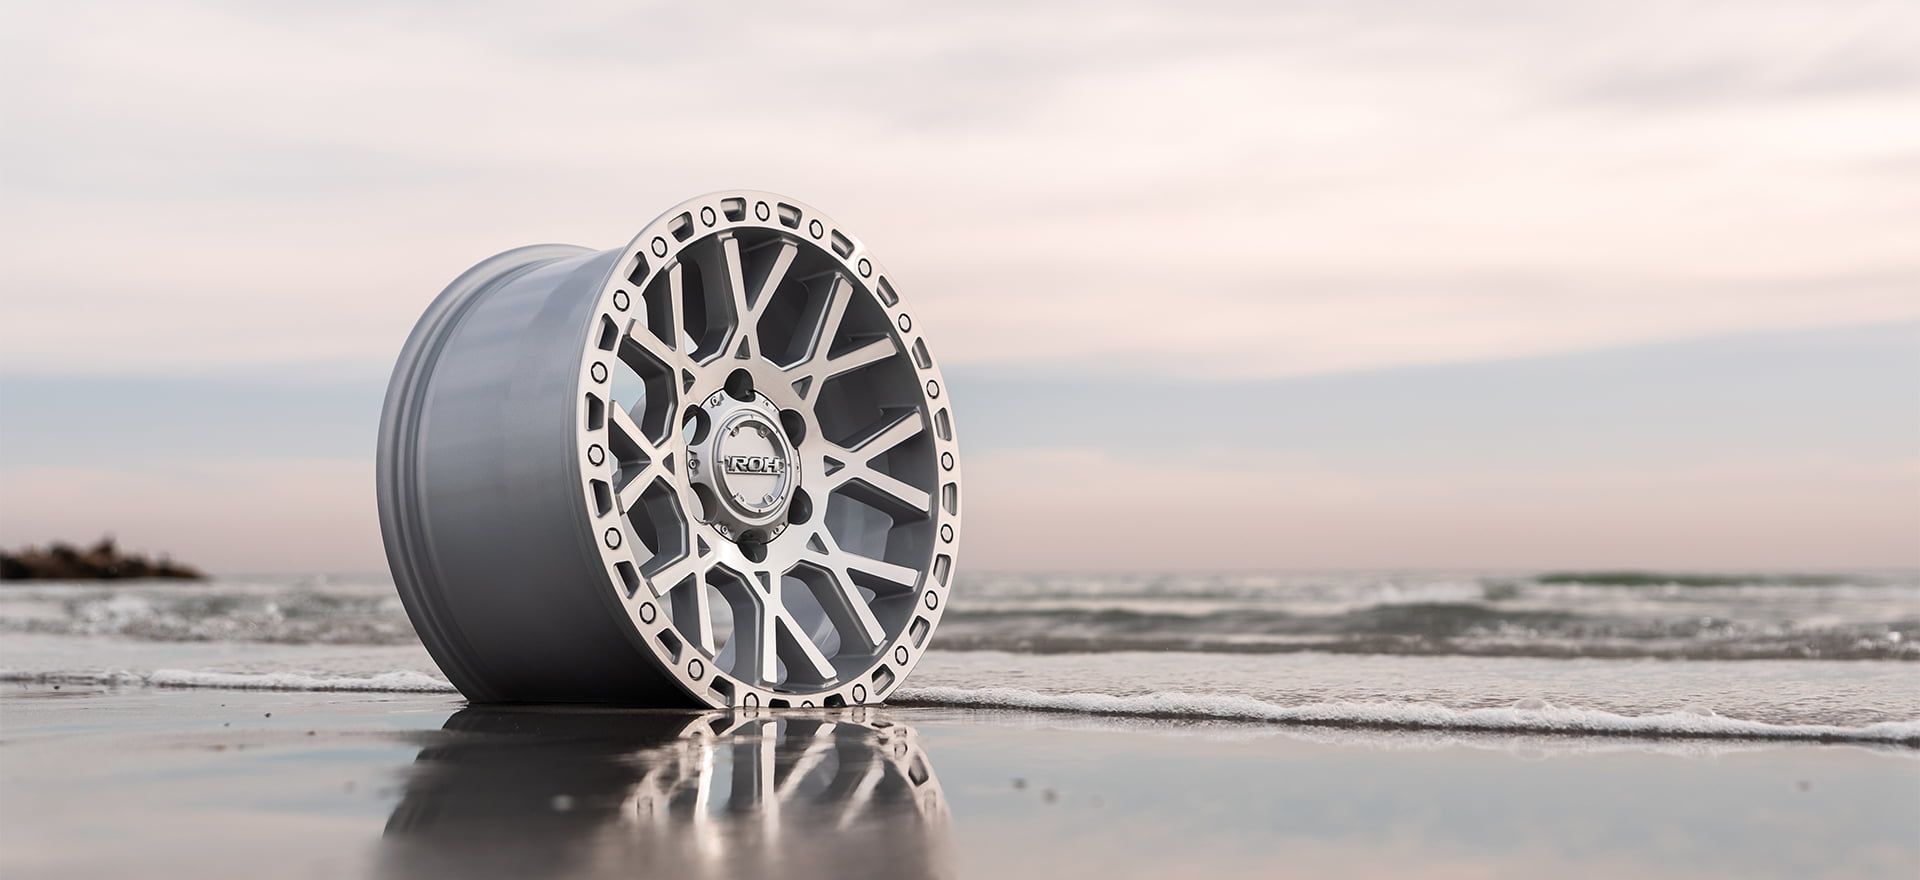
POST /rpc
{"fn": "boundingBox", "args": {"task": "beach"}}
[3,571,1917,878]
[3,684,1915,879]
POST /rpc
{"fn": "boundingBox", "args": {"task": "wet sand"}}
[2,684,1914,879]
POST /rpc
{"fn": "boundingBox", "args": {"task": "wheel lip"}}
[583,190,963,709]
[377,243,595,701]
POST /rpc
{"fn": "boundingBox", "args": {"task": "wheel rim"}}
[378,191,961,707]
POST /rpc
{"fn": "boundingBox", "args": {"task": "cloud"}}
[2,0,1916,378]
[2,3,1915,571]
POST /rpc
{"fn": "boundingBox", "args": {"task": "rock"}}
[0,537,204,581]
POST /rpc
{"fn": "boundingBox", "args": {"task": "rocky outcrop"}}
[0,537,204,581]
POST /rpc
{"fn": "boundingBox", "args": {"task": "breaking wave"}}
[0,668,457,693]
[0,586,420,645]
[4,571,1914,661]
[935,604,1919,660]
[7,666,1913,746]
[891,686,1920,745]
[1532,571,1859,587]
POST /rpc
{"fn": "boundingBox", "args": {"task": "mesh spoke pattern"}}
[578,193,960,707]
[381,192,959,707]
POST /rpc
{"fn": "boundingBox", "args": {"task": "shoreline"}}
[5,667,1917,748]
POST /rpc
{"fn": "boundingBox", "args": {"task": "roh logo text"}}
[723,454,788,476]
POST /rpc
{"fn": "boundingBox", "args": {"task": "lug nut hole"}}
[682,406,711,445]
[690,484,719,522]
[788,489,813,525]
[739,532,768,563]
[779,408,807,446]
[725,369,755,402]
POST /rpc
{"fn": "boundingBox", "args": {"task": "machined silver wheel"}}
[378,191,961,707]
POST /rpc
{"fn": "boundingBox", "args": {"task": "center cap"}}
[688,389,798,542]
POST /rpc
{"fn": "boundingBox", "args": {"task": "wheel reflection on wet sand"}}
[380,709,950,880]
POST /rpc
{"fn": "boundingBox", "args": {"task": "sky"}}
[1,0,1916,572]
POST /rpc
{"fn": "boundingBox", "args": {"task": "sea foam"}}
[0,668,457,693]
[892,685,1920,745]
[7,666,1915,744]
[148,668,457,692]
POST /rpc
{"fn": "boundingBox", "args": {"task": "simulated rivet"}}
[808,219,824,239]
[639,602,656,623]
[604,528,623,548]
[853,684,868,703]
[940,524,953,543]
[688,659,704,679]
[894,645,909,665]
[858,258,872,277]
[700,206,716,226]
[612,290,630,311]
[587,445,605,466]
[590,362,608,383]
[925,592,939,609]
[898,314,912,332]
[925,380,940,398]
[941,452,954,471]
[754,201,771,221]
[744,692,759,708]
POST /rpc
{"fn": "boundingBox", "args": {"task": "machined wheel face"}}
[377,192,960,707]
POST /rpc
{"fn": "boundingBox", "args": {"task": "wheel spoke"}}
[810,529,920,598]
[821,412,932,516]
[608,403,668,505]
[607,395,651,449]
[817,564,887,651]
[822,337,895,380]
[775,612,838,683]
[632,276,677,351]
[622,310,680,369]
[644,550,704,590]
[666,262,692,354]
[810,275,853,361]
[850,470,931,516]
[845,549,920,594]
[731,576,840,687]
[780,274,899,386]
[616,472,653,515]
[856,410,925,457]
[753,240,799,311]
[670,576,716,655]
[720,235,754,336]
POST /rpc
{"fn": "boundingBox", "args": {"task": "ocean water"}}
[3,570,1916,744]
